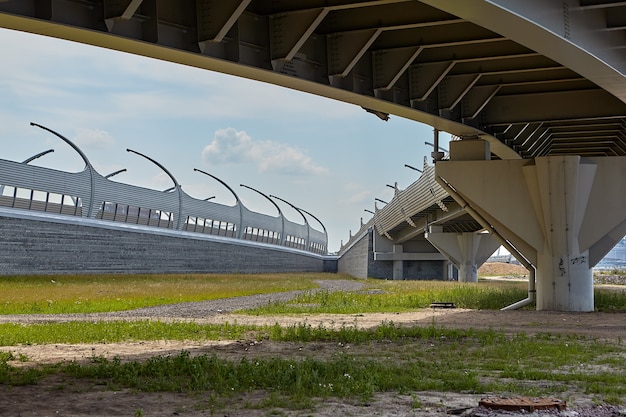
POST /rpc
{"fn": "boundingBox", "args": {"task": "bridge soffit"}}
[0,0,624,158]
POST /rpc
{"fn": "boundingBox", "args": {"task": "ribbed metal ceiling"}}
[0,0,625,158]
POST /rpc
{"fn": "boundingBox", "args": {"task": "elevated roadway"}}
[1,1,626,311]
[0,0,624,158]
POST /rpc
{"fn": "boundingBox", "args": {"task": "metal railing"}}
[343,155,451,252]
[0,123,328,254]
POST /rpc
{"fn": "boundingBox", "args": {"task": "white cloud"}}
[73,128,115,149]
[151,171,175,189]
[342,183,374,205]
[202,128,328,175]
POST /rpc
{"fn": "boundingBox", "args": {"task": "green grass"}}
[61,350,483,399]
[0,319,472,347]
[242,280,626,314]
[595,288,626,311]
[2,273,625,315]
[1,323,625,406]
[1,273,626,409]
[0,273,333,314]
[0,321,258,346]
[245,280,530,314]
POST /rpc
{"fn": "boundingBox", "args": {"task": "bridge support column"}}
[437,149,626,311]
[392,244,404,280]
[425,226,500,282]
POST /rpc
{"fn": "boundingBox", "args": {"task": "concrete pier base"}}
[426,227,500,283]
[437,151,626,311]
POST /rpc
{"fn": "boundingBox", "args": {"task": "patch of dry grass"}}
[478,262,528,277]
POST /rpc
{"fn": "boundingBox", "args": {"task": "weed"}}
[410,394,423,409]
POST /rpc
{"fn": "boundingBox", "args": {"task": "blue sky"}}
[0,27,450,252]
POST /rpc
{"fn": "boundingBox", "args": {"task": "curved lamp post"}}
[127,149,183,230]
[375,198,388,205]
[30,122,97,217]
[404,164,422,173]
[104,168,127,179]
[1,148,56,196]
[240,184,285,245]
[194,168,243,238]
[270,194,310,251]
[297,207,328,254]
[22,149,54,164]
[424,141,448,153]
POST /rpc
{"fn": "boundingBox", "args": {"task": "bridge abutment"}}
[437,146,626,311]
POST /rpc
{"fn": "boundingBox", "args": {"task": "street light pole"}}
[22,149,54,164]
[104,168,127,179]
[128,149,183,230]
[194,168,243,239]
[404,164,422,173]
[241,184,285,246]
[270,194,310,251]
[1,149,56,196]
[31,122,96,217]
[298,207,328,253]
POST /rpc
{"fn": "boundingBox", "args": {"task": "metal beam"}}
[328,27,382,77]
[462,84,501,120]
[122,0,143,20]
[270,7,328,62]
[373,46,423,91]
[481,90,626,125]
[420,0,626,103]
[197,0,252,44]
[439,73,481,111]
[409,61,455,102]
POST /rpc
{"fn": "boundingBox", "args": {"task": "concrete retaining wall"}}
[337,228,393,279]
[0,210,329,275]
[337,229,371,278]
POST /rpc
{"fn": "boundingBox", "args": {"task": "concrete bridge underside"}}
[1,1,626,311]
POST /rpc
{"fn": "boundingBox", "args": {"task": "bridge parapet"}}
[372,159,449,239]
[0,124,328,255]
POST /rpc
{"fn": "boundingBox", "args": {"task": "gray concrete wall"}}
[337,229,371,278]
[337,228,394,279]
[0,213,327,275]
[404,260,446,280]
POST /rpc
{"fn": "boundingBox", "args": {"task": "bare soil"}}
[478,262,528,277]
[1,272,626,417]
